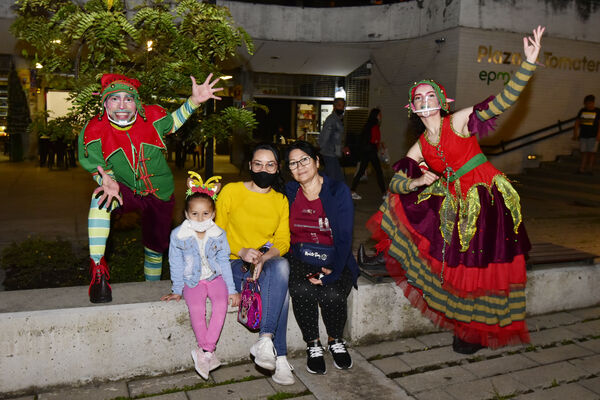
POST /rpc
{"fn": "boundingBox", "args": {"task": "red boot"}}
[89,257,112,303]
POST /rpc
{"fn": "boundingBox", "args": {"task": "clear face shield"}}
[106,109,138,127]
[405,81,454,117]
[411,94,441,117]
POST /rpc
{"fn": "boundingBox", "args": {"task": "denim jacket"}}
[168,220,235,295]
[318,112,344,158]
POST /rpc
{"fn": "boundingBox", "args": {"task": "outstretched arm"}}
[453,26,546,135]
[170,74,224,133]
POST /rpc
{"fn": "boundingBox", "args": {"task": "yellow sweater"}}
[216,181,290,259]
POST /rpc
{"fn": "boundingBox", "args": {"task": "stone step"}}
[514,183,600,207]
[511,174,600,196]
[521,165,600,184]
[517,186,600,207]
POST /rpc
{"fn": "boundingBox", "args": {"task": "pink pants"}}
[183,276,229,352]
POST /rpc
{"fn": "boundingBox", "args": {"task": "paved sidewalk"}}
[3,305,599,400]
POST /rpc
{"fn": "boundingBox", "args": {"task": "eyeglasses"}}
[251,160,278,173]
[288,156,312,170]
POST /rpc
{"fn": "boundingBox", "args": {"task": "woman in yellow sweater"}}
[216,143,294,385]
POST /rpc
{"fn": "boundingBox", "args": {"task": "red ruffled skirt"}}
[369,163,531,348]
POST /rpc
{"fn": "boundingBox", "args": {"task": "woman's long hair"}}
[361,108,381,145]
[250,143,286,194]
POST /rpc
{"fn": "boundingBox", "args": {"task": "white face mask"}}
[185,211,215,232]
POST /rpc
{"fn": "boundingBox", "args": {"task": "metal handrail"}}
[481,117,576,156]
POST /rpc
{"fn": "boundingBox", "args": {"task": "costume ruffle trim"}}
[395,268,530,349]
[368,205,527,298]
[417,173,523,252]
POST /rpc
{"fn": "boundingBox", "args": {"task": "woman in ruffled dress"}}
[368,26,545,354]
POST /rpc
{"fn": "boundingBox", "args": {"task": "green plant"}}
[11,0,253,120]
[221,106,259,137]
[0,225,171,290]
[0,236,87,290]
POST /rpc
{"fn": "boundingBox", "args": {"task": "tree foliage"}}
[11,0,254,128]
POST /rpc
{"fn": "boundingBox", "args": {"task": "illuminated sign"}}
[477,45,600,72]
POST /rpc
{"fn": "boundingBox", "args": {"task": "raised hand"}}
[190,73,223,105]
[523,25,545,64]
[93,165,123,210]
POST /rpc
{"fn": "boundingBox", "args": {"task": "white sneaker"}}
[272,356,295,385]
[250,336,277,370]
[204,351,221,371]
[191,348,210,379]
[351,192,362,200]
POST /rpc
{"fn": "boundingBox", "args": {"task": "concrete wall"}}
[220,0,600,43]
[369,28,461,160]
[219,0,460,44]
[2,265,600,395]
[458,0,600,43]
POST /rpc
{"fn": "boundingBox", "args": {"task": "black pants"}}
[288,255,353,342]
[350,144,386,194]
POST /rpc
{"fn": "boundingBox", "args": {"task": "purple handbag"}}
[238,280,262,331]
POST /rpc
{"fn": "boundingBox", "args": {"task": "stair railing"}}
[481,117,576,156]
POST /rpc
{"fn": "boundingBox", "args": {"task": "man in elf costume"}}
[79,73,222,303]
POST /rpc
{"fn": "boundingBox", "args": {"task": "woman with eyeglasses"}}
[215,143,294,385]
[284,140,359,375]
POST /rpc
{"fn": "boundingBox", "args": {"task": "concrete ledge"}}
[1,264,599,394]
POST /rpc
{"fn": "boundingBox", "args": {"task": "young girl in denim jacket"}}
[162,174,240,379]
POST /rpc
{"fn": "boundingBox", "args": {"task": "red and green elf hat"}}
[406,79,454,115]
[99,73,146,121]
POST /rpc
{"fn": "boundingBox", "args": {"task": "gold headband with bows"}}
[186,171,222,200]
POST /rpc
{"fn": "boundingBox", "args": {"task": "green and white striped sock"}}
[144,247,162,281]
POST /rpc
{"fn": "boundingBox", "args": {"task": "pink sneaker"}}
[191,348,210,379]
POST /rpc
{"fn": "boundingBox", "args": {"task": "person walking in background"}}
[368,26,545,354]
[215,143,295,385]
[162,173,239,380]
[573,94,600,175]
[350,108,387,200]
[285,140,359,375]
[318,98,346,182]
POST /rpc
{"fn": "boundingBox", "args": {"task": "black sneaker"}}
[452,336,484,354]
[306,340,326,374]
[328,339,353,369]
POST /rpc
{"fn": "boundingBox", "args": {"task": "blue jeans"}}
[231,257,290,356]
